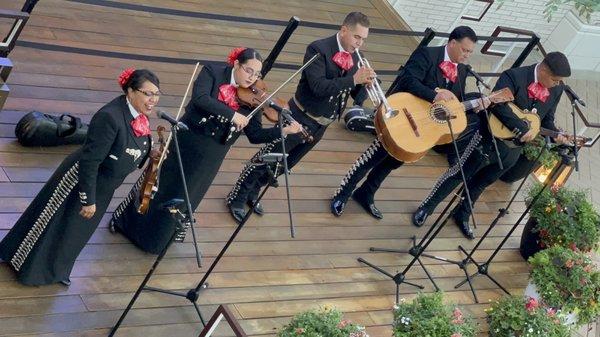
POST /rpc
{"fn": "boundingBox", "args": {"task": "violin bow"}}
[158,62,201,167]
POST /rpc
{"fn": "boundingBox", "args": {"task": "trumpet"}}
[356,50,398,119]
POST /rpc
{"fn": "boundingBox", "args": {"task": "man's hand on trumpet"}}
[353,66,376,86]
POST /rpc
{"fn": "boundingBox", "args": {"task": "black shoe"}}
[352,191,383,219]
[228,204,246,224]
[330,197,346,217]
[412,208,429,227]
[453,215,475,240]
[60,278,71,286]
[247,200,264,216]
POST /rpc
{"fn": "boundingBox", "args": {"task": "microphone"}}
[268,101,295,122]
[157,110,189,130]
[466,65,491,90]
[564,85,586,107]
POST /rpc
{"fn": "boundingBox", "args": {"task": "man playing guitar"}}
[412,52,572,239]
[330,26,487,239]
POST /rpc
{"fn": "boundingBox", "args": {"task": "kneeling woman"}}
[110,47,302,254]
[0,69,160,285]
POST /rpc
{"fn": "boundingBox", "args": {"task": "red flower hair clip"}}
[118,68,136,88]
[227,47,247,66]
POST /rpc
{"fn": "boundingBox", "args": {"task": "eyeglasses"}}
[136,88,161,99]
[239,64,262,79]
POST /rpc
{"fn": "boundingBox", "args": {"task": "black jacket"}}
[490,64,563,135]
[396,45,468,102]
[78,95,151,205]
[294,34,367,119]
[181,63,281,143]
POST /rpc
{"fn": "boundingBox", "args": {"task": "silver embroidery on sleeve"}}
[10,162,80,271]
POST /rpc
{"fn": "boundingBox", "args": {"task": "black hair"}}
[122,69,160,93]
[236,48,263,64]
[342,12,370,28]
[449,26,478,43]
[542,51,571,77]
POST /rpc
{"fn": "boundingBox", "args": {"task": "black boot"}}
[330,195,346,216]
[412,208,429,227]
[352,189,382,219]
[247,200,264,216]
[228,204,246,224]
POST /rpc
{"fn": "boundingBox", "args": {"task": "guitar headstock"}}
[488,87,514,104]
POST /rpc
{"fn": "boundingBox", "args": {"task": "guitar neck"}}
[462,98,481,111]
[539,127,561,138]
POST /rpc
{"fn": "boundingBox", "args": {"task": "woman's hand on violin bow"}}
[232,112,249,131]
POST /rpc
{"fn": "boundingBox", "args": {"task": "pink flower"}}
[584,265,593,273]
[547,308,556,317]
[525,297,539,312]
[295,327,305,335]
[451,308,464,324]
[569,243,578,251]
[337,319,351,329]
[451,333,462,337]
[565,260,575,269]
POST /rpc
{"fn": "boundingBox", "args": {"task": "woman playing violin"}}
[110,47,303,254]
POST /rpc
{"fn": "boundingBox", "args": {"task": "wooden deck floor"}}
[0,0,580,336]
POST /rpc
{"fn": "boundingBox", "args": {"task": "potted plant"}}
[392,292,477,337]
[486,295,571,337]
[527,246,600,325]
[278,306,369,337]
[520,183,600,260]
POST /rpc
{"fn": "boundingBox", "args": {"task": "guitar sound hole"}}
[429,103,450,124]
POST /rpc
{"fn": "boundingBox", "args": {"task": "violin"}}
[236,79,313,143]
[137,125,167,214]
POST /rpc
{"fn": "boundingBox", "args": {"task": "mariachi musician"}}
[330,26,486,239]
[110,48,303,254]
[225,11,373,223]
[412,52,571,238]
[0,69,159,285]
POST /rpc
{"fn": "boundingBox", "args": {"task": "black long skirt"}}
[112,130,231,254]
[0,150,125,285]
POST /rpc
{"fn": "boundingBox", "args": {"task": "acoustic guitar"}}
[374,87,514,163]
[488,103,590,146]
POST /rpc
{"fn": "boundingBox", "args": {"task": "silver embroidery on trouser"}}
[419,130,482,208]
[332,139,382,199]
[10,162,80,271]
[112,171,146,221]
[226,137,283,204]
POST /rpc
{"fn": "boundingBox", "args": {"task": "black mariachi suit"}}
[332,46,470,209]
[419,64,563,221]
[0,95,150,285]
[111,63,281,254]
[226,34,367,208]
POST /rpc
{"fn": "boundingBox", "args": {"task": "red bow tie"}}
[130,114,151,137]
[332,51,354,71]
[218,84,240,110]
[439,61,458,83]
[527,82,549,103]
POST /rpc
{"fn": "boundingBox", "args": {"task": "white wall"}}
[387,0,600,71]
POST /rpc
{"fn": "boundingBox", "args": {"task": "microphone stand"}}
[358,75,482,301]
[109,155,284,335]
[269,101,296,238]
[569,100,580,171]
[474,77,504,172]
